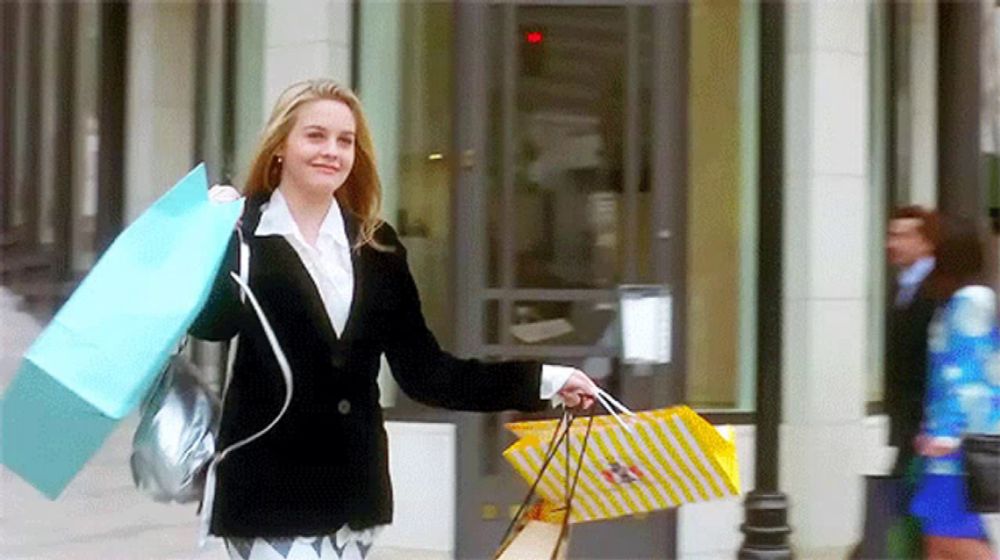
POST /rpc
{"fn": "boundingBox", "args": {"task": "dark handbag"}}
[962,433,1000,513]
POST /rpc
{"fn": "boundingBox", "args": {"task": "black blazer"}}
[190,195,546,537]
[884,280,936,475]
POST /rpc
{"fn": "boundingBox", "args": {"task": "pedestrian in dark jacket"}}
[885,205,939,476]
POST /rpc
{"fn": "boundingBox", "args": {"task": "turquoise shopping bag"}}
[0,164,242,498]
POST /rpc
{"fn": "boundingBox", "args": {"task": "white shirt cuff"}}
[540,365,575,407]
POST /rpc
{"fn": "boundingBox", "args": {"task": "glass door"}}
[453,2,687,557]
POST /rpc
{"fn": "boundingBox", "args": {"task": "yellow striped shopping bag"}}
[503,396,741,523]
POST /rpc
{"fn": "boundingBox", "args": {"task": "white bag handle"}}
[220,230,249,396]
[219,269,294,457]
[199,229,294,546]
[594,387,637,433]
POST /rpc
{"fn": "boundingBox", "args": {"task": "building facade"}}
[1,1,995,557]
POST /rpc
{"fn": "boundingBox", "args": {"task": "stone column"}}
[781,0,871,553]
[262,0,353,112]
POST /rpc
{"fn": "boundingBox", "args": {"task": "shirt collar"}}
[255,187,350,248]
[898,256,935,287]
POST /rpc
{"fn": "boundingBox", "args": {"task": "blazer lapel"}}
[243,194,342,347]
[340,210,365,340]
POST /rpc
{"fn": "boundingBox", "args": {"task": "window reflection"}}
[486,6,654,290]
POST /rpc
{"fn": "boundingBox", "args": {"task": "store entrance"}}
[451,3,688,557]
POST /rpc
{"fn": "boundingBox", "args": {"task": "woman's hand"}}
[557,369,598,413]
[208,184,242,204]
[914,434,959,457]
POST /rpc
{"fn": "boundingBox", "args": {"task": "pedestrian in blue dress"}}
[909,216,1000,559]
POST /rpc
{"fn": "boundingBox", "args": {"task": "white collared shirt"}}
[255,188,354,337]
[895,256,935,307]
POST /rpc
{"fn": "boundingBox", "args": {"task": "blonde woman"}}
[191,79,598,560]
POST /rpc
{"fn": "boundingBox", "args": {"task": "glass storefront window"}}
[368,2,455,344]
[482,6,655,292]
[360,1,762,412]
[357,2,455,408]
[685,1,758,409]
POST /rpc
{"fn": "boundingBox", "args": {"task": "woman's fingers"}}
[557,370,599,412]
[562,391,582,408]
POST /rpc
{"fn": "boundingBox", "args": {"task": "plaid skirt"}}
[224,525,380,560]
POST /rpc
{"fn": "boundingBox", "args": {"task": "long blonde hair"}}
[244,79,385,250]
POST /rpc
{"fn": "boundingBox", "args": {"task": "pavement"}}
[0,288,449,560]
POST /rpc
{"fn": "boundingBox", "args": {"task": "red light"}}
[526,31,543,44]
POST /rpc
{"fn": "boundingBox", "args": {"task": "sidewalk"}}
[0,288,448,560]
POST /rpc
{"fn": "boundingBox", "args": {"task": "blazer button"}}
[337,399,351,415]
[331,354,345,368]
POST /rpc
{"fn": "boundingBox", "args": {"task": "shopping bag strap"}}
[552,413,593,559]
[237,226,250,302]
[198,228,294,545]
[221,227,252,395]
[496,411,594,560]
[217,225,293,458]
[496,414,569,559]
[504,413,570,532]
[594,387,637,432]
[220,268,293,459]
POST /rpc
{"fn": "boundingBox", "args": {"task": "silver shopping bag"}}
[130,351,221,504]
